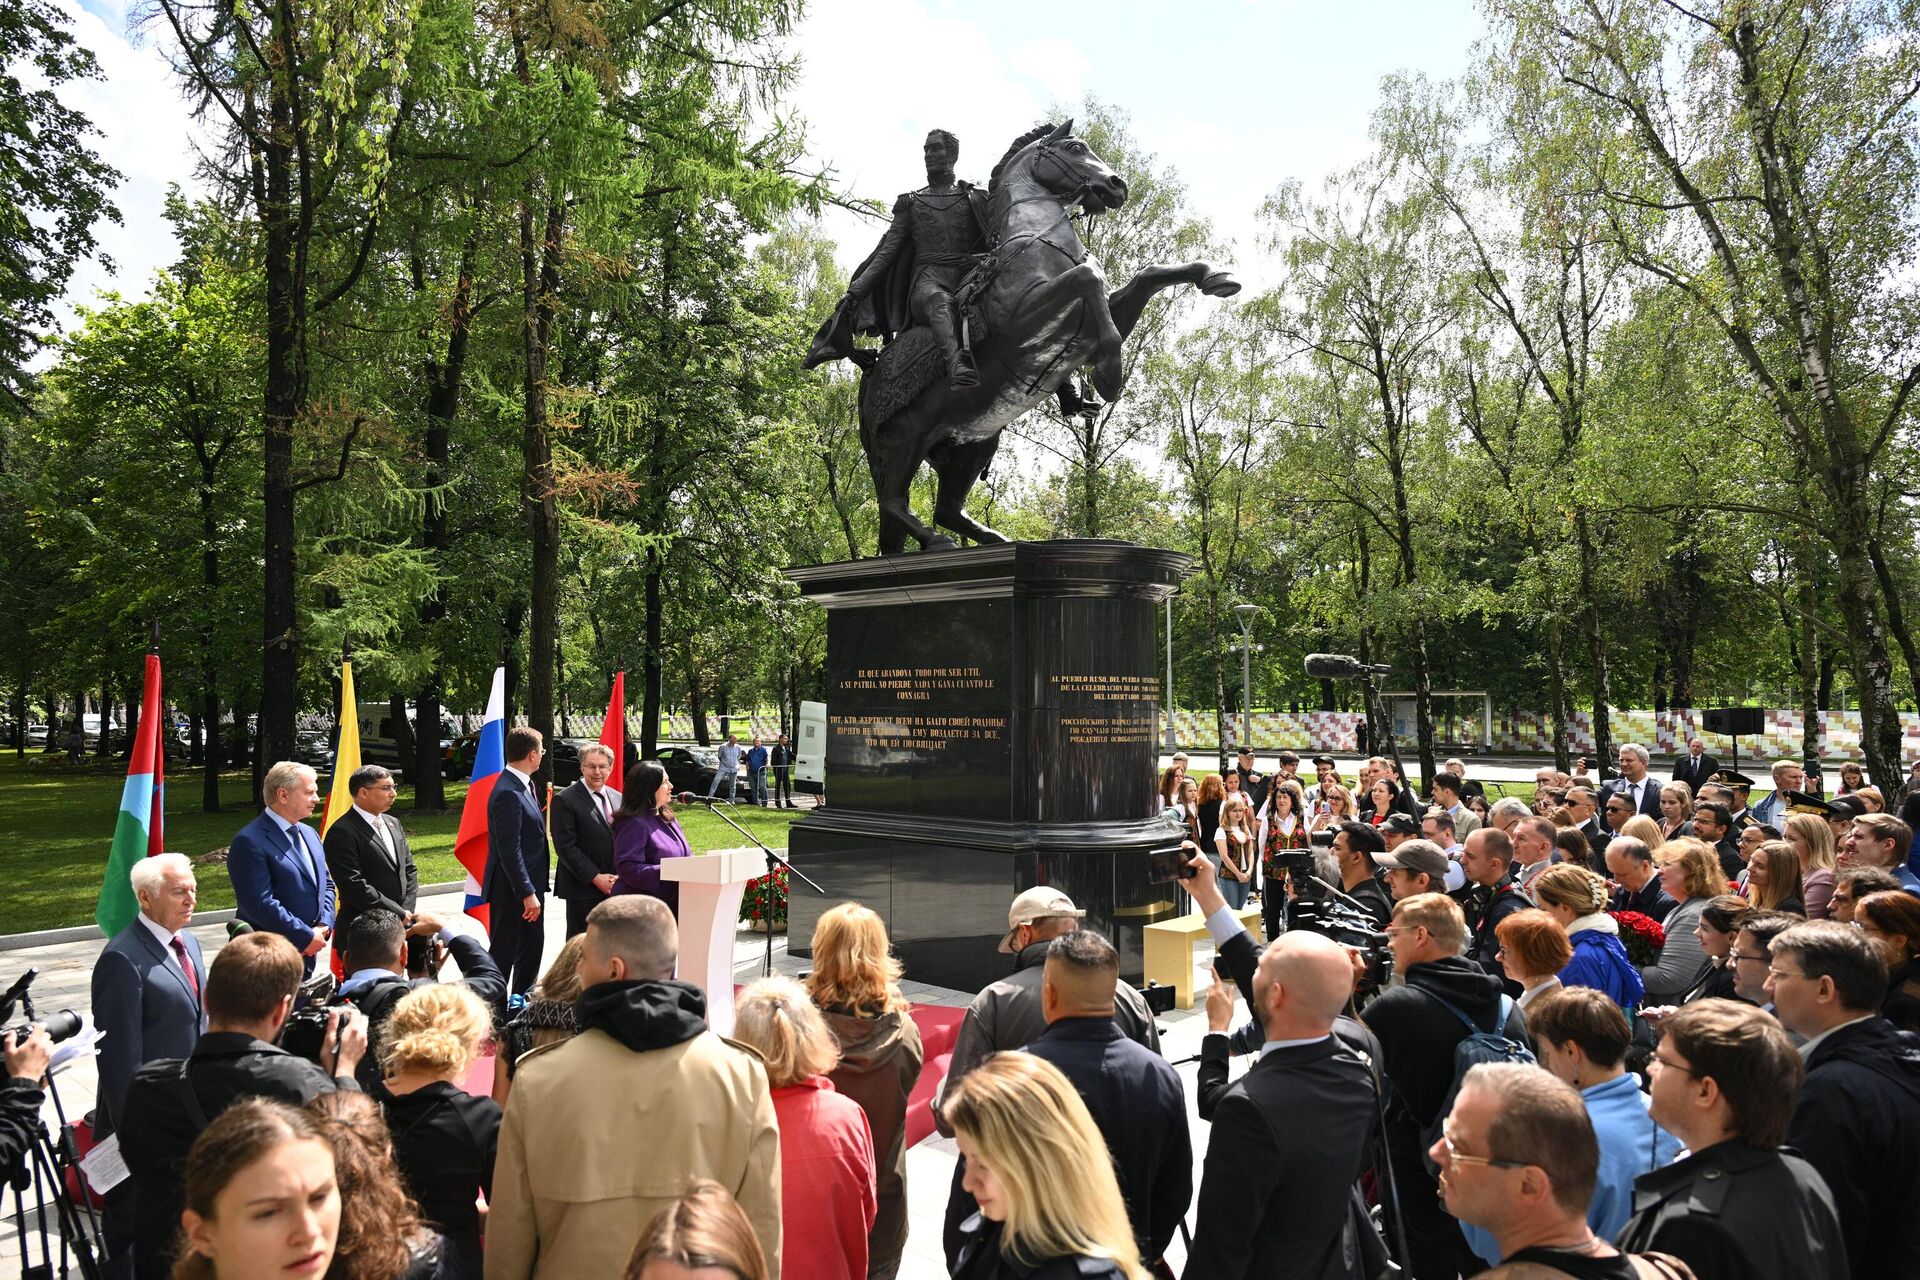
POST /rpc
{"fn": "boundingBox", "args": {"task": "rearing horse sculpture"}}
[847,120,1239,555]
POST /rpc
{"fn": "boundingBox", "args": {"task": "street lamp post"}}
[1232,604,1260,750]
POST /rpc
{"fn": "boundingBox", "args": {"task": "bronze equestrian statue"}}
[807,120,1239,556]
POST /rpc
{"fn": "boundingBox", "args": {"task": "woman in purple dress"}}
[611,760,692,916]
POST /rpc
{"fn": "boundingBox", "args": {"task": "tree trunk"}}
[521,196,563,789]
[411,236,476,813]
[1575,514,1612,774]
[1800,548,1822,767]
[502,599,526,720]
[1869,538,1920,710]
[256,62,303,771]
[642,548,664,756]
[96,676,112,758]
[689,652,709,745]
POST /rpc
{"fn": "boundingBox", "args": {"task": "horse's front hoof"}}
[1201,271,1241,298]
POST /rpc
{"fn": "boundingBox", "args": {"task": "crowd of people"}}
[5,741,1918,1279]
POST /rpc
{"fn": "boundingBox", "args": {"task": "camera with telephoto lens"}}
[1290,900,1393,991]
[276,971,347,1064]
[0,969,84,1047]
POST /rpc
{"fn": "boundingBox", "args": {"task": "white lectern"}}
[660,847,767,1037]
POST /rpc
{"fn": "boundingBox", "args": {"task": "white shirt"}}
[503,763,534,794]
[583,784,619,825]
[138,912,192,982]
[352,804,395,858]
[1797,1013,1878,1060]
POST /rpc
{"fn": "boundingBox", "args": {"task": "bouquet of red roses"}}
[740,865,790,931]
[1610,910,1666,966]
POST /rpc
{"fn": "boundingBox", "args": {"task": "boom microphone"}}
[1304,653,1392,680]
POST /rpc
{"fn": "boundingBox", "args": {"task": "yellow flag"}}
[321,660,362,838]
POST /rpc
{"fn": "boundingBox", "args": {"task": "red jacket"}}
[771,1076,878,1280]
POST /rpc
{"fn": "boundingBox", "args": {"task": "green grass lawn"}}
[0,753,803,934]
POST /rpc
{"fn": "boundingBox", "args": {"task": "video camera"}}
[275,970,350,1065]
[1,969,85,1047]
[1288,895,1392,991]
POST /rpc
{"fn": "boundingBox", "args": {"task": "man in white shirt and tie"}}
[322,763,420,948]
[1603,743,1663,820]
[552,743,624,936]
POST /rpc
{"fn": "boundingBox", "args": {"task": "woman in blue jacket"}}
[1533,864,1645,1010]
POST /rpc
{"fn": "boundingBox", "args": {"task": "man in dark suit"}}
[1180,849,1383,1280]
[551,742,622,937]
[226,760,336,974]
[1673,736,1721,795]
[321,764,418,946]
[1601,743,1664,820]
[91,852,208,1277]
[486,726,549,994]
[1565,787,1610,866]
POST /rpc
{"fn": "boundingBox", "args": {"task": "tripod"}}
[4,1000,103,1280]
[690,799,827,977]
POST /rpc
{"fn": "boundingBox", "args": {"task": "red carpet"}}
[903,1003,966,1148]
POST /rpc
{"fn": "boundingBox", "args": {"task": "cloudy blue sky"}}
[53,0,1486,317]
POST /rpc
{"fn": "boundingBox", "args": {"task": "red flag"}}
[149,693,165,858]
[600,672,626,793]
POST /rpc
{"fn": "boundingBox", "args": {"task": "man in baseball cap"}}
[935,885,1156,1140]
[997,886,1086,953]
[1374,839,1452,900]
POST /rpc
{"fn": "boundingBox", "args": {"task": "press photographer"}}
[327,906,506,1088]
[116,932,367,1280]
[0,1022,51,1178]
[1176,844,1392,1279]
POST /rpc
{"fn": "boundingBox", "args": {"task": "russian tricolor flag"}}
[454,666,506,933]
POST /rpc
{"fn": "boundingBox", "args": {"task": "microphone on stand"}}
[1304,653,1393,680]
[675,791,705,805]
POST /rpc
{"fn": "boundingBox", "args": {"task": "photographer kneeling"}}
[117,932,368,1280]
[1179,845,1391,1280]
[335,908,507,1089]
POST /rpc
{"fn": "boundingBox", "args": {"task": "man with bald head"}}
[1179,846,1388,1278]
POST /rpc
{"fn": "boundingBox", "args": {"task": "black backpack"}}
[1416,988,1534,1175]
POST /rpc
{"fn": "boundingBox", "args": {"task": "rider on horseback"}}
[808,129,991,389]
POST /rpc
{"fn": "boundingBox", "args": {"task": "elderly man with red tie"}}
[551,742,623,937]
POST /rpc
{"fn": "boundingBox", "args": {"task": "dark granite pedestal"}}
[783,540,1194,991]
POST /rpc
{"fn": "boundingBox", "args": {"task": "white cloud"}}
[42,0,203,333]
[1007,38,1091,106]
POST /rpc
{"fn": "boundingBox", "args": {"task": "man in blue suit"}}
[486,726,550,994]
[226,761,336,975]
[91,851,208,1276]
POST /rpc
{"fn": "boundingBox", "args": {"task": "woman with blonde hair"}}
[1308,782,1354,835]
[1635,839,1720,1003]
[494,930,587,1102]
[941,1053,1146,1280]
[734,977,877,1280]
[625,1179,770,1280]
[1658,781,1694,840]
[1213,792,1256,910]
[375,982,500,1278]
[806,904,923,1280]
[173,1099,340,1280]
[1532,864,1645,1009]
[1747,839,1807,916]
[1619,813,1666,854]
[1782,812,1838,918]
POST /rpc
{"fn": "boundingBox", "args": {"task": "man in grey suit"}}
[91,852,208,1277]
[321,763,419,945]
[552,742,622,936]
